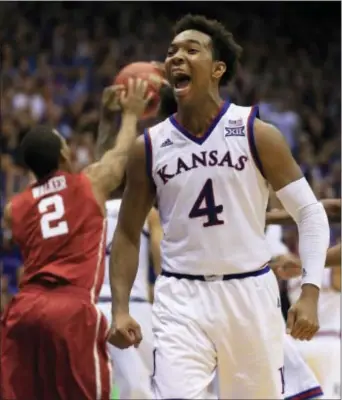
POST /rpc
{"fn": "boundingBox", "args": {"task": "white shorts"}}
[294,333,341,399]
[152,267,284,399]
[283,333,323,399]
[98,299,154,399]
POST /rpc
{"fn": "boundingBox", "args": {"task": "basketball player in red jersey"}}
[0,78,153,400]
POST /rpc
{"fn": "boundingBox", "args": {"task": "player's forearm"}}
[325,243,341,267]
[110,228,140,314]
[276,179,330,289]
[97,112,138,160]
[96,113,139,192]
[100,113,139,173]
[112,112,139,154]
[95,112,120,161]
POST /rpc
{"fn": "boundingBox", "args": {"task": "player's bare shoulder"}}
[253,118,303,190]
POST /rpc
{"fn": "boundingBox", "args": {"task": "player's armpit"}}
[253,120,303,191]
[148,207,163,276]
[110,136,156,315]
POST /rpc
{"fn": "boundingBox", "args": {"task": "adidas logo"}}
[161,138,173,148]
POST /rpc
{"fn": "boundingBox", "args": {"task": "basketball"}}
[114,62,164,120]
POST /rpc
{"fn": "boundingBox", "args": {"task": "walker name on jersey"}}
[157,150,248,184]
[32,176,67,199]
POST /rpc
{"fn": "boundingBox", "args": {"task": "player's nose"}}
[171,53,186,67]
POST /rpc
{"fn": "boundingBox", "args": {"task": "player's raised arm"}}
[254,118,330,340]
[108,136,156,349]
[85,79,153,199]
[147,207,163,277]
[95,85,123,161]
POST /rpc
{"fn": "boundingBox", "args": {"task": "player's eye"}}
[188,49,199,54]
[167,48,176,57]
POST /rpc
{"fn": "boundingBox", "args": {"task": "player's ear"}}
[212,61,226,80]
[60,147,68,162]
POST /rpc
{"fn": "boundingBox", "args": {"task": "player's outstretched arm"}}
[108,136,156,348]
[85,79,153,200]
[254,119,330,340]
[147,207,163,277]
[94,85,123,161]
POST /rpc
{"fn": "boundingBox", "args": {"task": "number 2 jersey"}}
[144,101,271,275]
[10,171,106,301]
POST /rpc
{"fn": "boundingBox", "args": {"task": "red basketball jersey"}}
[11,171,106,302]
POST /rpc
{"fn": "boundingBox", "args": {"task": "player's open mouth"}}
[172,73,191,95]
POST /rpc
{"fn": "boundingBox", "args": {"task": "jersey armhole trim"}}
[247,105,265,178]
[143,129,156,189]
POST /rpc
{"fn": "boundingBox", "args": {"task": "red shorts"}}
[0,283,112,400]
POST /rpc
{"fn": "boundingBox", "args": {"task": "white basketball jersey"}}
[288,271,341,333]
[99,199,150,301]
[145,101,271,275]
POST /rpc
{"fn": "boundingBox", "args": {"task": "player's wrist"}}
[121,110,140,121]
[112,303,129,316]
[300,283,320,302]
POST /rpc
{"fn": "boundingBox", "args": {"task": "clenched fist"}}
[108,312,142,349]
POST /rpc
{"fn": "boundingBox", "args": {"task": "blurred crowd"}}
[1,2,340,312]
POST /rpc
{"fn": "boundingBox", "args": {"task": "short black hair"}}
[173,14,243,85]
[20,125,62,179]
[158,84,178,119]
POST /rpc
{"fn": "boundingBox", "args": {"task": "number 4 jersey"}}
[10,171,106,301]
[145,101,271,275]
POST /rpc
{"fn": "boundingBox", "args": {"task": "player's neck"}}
[176,95,224,137]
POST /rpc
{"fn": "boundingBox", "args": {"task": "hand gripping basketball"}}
[119,77,154,119]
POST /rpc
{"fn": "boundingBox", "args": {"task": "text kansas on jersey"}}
[157,150,248,184]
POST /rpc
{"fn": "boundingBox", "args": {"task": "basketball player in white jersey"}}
[155,81,325,400]
[108,15,330,399]
[97,200,162,399]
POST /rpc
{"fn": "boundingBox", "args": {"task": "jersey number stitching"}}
[38,194,69,239]
[189,179,224,227]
